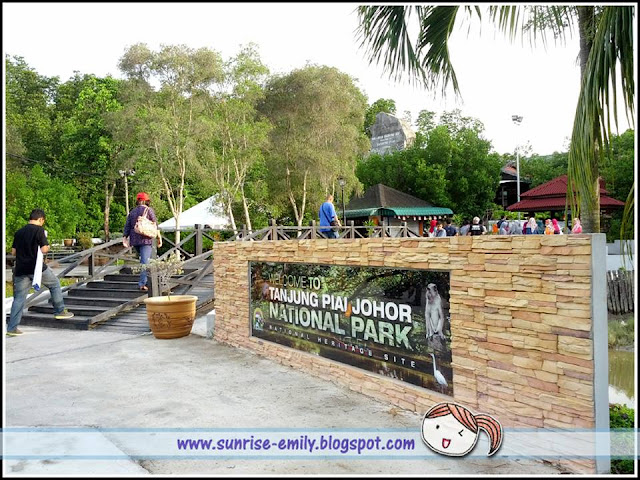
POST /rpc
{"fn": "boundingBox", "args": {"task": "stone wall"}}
[212,235,604,472]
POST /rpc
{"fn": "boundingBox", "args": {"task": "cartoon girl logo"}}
[421,402,503,457]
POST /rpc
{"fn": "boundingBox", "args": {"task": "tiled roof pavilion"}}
[345,184,453,220]
[507,175,625,212]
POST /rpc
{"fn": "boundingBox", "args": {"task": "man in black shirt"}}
[7,209,74,336]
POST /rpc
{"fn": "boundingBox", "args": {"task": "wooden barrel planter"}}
[144,295,198,339]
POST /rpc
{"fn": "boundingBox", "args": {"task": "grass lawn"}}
[608,312,635,349]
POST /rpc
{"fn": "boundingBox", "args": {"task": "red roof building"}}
[507,175,625,212]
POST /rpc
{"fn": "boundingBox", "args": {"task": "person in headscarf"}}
[551,218,562,234]
[525,217,537,235]
[498,220,509,235]
[509,219,523,235]
[571,218,583,234]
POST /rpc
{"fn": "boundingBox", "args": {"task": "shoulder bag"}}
[134,206,158,238]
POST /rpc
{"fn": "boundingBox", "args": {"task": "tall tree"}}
[57,75,124,239]
[196,44,271,232]
[5,55,58,172]
[114,43,225,243]
[356,5,635,233]
[259,65,369,227]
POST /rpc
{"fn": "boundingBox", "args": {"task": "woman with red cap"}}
[123,192,162,291]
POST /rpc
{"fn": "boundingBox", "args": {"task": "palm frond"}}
[413,6,465,97]
[620,183,635,264]
[356,6,426,86]
[489,5,575,48]
[566,6,635,226]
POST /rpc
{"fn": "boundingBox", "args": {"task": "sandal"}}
[139,285,149,291]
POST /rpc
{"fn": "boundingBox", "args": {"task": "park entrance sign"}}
[369,112,416,155]
[250,262,452,395]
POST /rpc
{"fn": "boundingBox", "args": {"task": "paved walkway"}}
[4,314,565,476]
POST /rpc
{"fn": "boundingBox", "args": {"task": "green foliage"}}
[356,110,501,219]
[599,129,635,202]
[607,315,635,348]
[5,55,58,170]
[519,152,569,188]
[609,403,634,474]
[6,165,85,247]
[260,64,369,226]
[76,232,94,250]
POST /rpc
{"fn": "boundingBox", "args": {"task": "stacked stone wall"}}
[212,235,599,472]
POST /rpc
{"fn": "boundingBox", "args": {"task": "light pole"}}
[512,115,523,220]
[119,168,136,214]
[337,176,346,226]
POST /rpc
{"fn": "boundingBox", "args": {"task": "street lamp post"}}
[119,168,136,214]
[512,115,523,220]
[337,177,346,226]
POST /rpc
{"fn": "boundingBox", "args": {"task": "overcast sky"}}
[3,3,634,156]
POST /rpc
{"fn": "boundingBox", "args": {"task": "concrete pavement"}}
[3,313,566,476]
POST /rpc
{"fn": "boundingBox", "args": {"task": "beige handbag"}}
[134,206,158,238]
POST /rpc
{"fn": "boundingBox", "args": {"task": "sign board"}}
[250,261,452,395]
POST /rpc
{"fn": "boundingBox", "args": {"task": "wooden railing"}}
[228,219,421,241]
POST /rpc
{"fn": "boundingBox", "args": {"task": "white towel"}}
[32,248,43,291]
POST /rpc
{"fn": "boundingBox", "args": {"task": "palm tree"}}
[356,5,635,234]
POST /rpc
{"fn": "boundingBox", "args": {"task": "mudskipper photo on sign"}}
[250,262,452,396]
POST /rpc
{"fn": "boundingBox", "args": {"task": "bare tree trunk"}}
[240,185,252,231]
[124,174,130,215]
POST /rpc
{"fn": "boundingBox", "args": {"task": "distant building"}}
[344,183,453,237]
[507,174,625,220]
[370,112,416,155]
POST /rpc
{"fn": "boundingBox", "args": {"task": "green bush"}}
[609,403,634,474]
[76,232,94,250]
[608,316,635,348]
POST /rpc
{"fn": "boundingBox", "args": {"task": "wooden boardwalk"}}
[91,273,215,335]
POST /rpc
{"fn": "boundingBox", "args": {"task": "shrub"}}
[609,403,634,474]
[76,232,94,250]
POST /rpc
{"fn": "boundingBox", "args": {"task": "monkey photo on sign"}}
[424,283,445,340]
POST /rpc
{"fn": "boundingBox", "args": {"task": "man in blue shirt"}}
[318,194,341,239]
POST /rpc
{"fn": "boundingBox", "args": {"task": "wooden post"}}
[402,221,408,237]
[349,220,355,239]
[241,224,247,241]
[195,224,203,255]
[270,218,277,240]
[88,251,95,277]
[381,217,386,238]
[310,220,316,239]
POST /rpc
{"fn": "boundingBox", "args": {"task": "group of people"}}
[8,192,162,337]
[494,216,583,235]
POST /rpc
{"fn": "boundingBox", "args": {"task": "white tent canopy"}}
[158,196,230,231]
